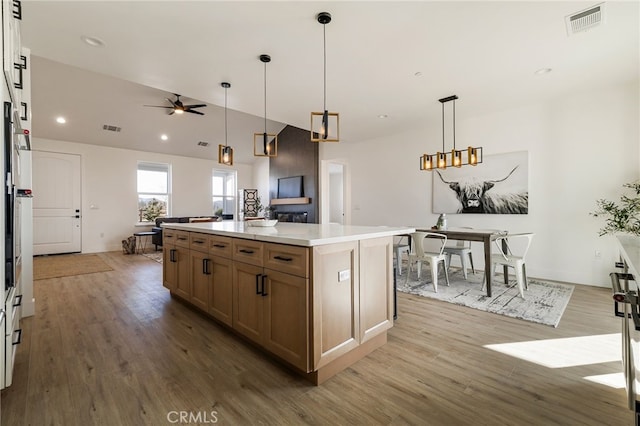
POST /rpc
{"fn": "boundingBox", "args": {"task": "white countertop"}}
[616,235,640,279]
[161,221,415,247]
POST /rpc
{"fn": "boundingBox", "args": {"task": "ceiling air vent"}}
[565,3,605,35]
[102,124,121,132]
[197,141,209,147]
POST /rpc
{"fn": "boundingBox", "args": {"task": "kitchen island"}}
[161,221,414,384]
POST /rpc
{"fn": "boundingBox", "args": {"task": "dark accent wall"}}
[269,125,319,223]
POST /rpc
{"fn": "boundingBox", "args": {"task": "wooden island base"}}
[171,290,387,385]
[308,333,387,385]
[161,222,414,385]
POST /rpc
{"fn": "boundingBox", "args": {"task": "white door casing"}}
[32,151,81,255]
[320,159,350,225]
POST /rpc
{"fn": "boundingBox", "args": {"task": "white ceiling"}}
[20,1,639,164]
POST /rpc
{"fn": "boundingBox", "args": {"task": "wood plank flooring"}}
[1,251,633,425]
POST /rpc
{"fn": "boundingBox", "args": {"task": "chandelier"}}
[420,95,482,171]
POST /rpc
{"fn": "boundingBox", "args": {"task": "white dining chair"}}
[393,235,410,275]
[482,233,534,299]
[443,227,475,279]
[405,232,450,292]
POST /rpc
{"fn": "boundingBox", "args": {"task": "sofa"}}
[151,216,219,248]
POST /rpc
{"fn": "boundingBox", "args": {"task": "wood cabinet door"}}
[163,245,177,291]
[263,270,309,372]
[209,256,233,326]
[311,241,360,370]
[232,261,264,343]
[174,246,191,300]
[359,237,394,343]
[190,250,210,311]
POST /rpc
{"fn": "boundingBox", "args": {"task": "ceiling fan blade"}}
[169,110,175,115]
[184,104,207,109]
[186,110,205,116]
[166,97,177,107]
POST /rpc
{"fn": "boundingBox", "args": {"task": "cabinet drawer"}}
[232,239,263,266]
[264,243,309,278]
[163,230,177,245]
[174,231,191,248]
[209,235,232,258]
[189,233,209,252]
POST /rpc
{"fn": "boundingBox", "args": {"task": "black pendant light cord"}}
[453,99,456,150]
[441,102,445,152]
[264,60,267,134]
[323,22,327,112]
[224,86,228,147]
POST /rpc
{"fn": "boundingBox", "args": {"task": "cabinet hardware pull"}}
[13,62,23,89]
[12,1,22,20]
[12,328,22,345]
[20,102,27,121]
[177,237,187,241]
[261,274,268,296]
[256,274,263,295]
[213,244,226,248]
[13,294,22,307]
[203,259,212,275]
[273,255,293,262]
[194,240,204,244]
[170,249,177,262]
[239,249,255,254]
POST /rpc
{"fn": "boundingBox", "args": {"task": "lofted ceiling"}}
[20,1,639,164]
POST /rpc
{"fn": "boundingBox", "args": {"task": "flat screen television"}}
[277,176,304,198]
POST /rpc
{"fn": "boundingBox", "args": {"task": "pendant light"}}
[218,82,233,166]
[311,11,339,142]
[254,54,277,157]
[419,95,482,171]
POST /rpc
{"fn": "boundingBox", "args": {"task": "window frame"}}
[212,168,237,219]
[137,161,171,223]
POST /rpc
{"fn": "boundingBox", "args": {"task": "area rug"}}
[34,254,113,280]
[397,268,574,327]
[142,251,163,264]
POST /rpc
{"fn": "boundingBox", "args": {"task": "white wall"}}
[32,138,253,253]
[321,81,639,287]
[251,157,270,203]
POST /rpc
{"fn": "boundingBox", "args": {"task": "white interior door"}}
[32,151,81,255]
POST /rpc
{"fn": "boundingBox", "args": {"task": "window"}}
[212,169,236,218]
[137,162,170,222]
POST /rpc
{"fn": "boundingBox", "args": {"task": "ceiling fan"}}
[144,94,207,116]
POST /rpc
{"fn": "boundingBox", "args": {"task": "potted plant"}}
[591,181,640,237]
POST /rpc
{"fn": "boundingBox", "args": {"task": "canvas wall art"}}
[432,150,529,214]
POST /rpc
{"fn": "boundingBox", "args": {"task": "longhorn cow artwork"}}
[432,151,529,214]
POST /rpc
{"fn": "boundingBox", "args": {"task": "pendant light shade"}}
[218,82,234,166]
[311,11,339,142]
[419,95,483,171]
[254,54,278,157]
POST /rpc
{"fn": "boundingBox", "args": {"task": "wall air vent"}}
[565,3,605,36]
[197,141,209,147]
[102,124,121,132]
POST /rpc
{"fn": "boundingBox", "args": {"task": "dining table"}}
[414,227,509,297]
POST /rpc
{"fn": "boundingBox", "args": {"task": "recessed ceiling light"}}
[414,71,423,77]
[160,134,168,141]
[55,116,66,124]
[81,35,106,47]
[534,68,552,75]
[378,114,388,119]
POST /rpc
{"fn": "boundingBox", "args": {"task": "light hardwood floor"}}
[1,251,632,425]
